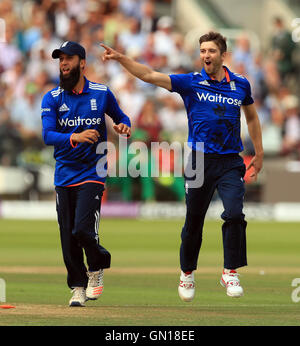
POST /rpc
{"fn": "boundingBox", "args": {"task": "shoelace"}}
[225,272,240,286]
[88,270,103,287]
[181,282,195,288]
[71,288,85,299]
[180,274,195,289]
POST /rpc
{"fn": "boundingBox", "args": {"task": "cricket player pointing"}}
[101,31,263,300]
[41,41,131,307]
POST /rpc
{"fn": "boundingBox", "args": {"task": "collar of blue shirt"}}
[201,66,240,83]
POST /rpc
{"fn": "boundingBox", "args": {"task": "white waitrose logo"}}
[59,103,70,112]
[58,116,102,127]
[197,92,242,106]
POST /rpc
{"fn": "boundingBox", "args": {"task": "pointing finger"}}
[100,43,109,50]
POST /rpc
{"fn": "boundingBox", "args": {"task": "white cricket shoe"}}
[178,270,195,302]
[220,269,244,298]
[69,287,86,307]
[86,269,104,300]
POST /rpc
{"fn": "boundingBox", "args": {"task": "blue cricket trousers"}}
[181,152,247,272]
[55,183,111,289]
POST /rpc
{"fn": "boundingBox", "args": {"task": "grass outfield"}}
[0,218,300,326]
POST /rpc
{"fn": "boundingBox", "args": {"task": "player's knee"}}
[181,212,204,238]
[73,226,95,246]
[221,208,244,222]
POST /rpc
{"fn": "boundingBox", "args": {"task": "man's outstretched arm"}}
[100,43,172,91]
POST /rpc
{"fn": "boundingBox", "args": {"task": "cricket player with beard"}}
[41,41,131,307]
[101,32,264,301]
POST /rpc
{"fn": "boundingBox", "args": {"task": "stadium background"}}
[0,0,299,220]
[1,0,300,221]
[0,0,300,327]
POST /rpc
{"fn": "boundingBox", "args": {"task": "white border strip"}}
[0,201,300,221]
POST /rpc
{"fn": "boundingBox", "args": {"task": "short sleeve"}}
[41,92,57,119]
[169,73,193,95]
[41,92,72,147]
[242,79,254,106]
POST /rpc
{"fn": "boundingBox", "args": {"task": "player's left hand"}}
[246,154,263,181]
[113,123,131,137]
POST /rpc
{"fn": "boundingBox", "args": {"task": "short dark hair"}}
[199,31,227,54]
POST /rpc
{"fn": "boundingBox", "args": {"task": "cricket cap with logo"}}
[52,41,86,59]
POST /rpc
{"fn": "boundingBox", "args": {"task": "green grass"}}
[0,218,300,326]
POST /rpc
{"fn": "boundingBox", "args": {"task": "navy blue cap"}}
[52,41,86,59]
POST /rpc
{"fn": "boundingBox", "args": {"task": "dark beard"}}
[59,64,81,91]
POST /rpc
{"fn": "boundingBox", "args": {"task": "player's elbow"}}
[140,71,156,85]
[42,130,52,146]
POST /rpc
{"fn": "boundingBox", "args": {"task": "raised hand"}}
[100,43,123,62]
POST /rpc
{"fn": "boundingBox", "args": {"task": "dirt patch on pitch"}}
[0,303,118,317]
[0,304,191,326]
[0,303,133,325]
[0,266,67,274]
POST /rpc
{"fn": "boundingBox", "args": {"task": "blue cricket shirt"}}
[41,77,131,187]
[170,66,254,154]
